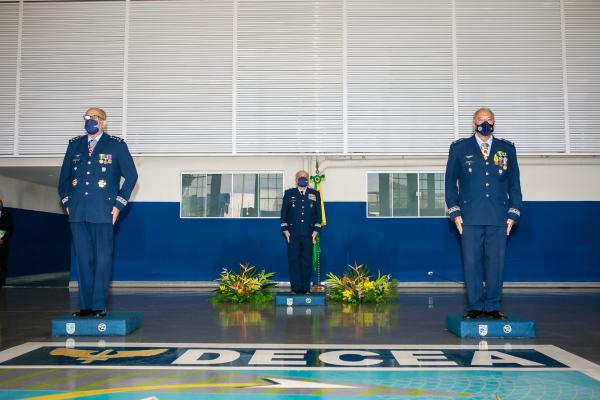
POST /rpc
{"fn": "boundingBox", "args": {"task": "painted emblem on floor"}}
[49,348,168,364]
[0,343,599,400]
[0,343,569,368]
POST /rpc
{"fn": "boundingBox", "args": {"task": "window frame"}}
[180,170,285,219]
[366,170,448,219]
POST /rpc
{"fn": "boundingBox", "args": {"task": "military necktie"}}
[480,142,489,160]
[88,139,96,156]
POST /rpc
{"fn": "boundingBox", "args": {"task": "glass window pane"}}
[182,172,285,218]
[181,173,207,217]
[207,174,232,217]
[231,173,258,217]
[392,173,418,216]
[368,173,392,217]
[259,173,283,217]
[419,173,447,216]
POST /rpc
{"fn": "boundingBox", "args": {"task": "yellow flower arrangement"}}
[325,263,397,304]
[342,289,354,302]
[213,263,276,304]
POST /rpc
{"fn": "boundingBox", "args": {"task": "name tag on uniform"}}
[308,193,316,201]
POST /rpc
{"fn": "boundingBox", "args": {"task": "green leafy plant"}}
[213,263,276,304]
[325,263,397,304]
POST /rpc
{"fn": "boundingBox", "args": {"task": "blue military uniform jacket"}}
[58,133,138,224]
[280,188,323,236]
[445,135,522,226]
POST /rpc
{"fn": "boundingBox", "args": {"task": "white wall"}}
[0,174,63,213]
[318,156,600,202]
[1,154,598,207]
[123,155,600,202]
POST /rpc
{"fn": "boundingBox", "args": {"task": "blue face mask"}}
[85,119,99,135]
[475,121,494,136]
[297,177,309,187]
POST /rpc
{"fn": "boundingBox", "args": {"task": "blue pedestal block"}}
[52,312,142,337]
[275,292,326,307]
[445,314,536,338]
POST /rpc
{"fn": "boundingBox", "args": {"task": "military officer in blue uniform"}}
[58,107,138,317]
[280,170,323,294]
[445,107,522,320]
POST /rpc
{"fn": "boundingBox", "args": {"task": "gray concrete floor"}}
[1,286,599,364]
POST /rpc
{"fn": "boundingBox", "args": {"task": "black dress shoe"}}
[92,310,107,318]
[463,310,483,319]
[72,309,92,317]
[486,310,507,320]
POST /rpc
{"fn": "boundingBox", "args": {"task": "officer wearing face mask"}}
[280,170,323,294]
[58,107,137,318]
[445,107,522,321]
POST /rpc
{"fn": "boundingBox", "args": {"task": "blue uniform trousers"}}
[70,222,114,310]
[287,234,313,292]
[461,225,506,312]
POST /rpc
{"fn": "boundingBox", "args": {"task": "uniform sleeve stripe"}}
[508,208,521,216]
[61,196,69,204]
[116,196,128,206]
[314,223,322,227]
[280,223,288,227]
[448,206,461,214]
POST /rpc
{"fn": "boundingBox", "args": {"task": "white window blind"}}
[456,0,566,153]
[347,0,455,153]
[0,2,18,155]
[18,1,125,155]
[236,0,344,153]
[127,0,233,154]
[0,0,599,156]
[565,0,600,153]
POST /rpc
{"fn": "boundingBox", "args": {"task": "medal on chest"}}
[493,151,508,171]
[99,153,113,165]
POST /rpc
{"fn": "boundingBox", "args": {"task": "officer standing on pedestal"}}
[280,170,322,294]
[445,107,522,320]
[58,107,138,317]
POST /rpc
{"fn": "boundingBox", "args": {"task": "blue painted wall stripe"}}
[67,201,600,283]
[6,207,70,277]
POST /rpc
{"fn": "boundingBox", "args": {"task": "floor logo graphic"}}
[0,343,598,399]
[49,347,168,364]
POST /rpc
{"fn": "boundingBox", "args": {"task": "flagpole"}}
[311,161,326,292]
